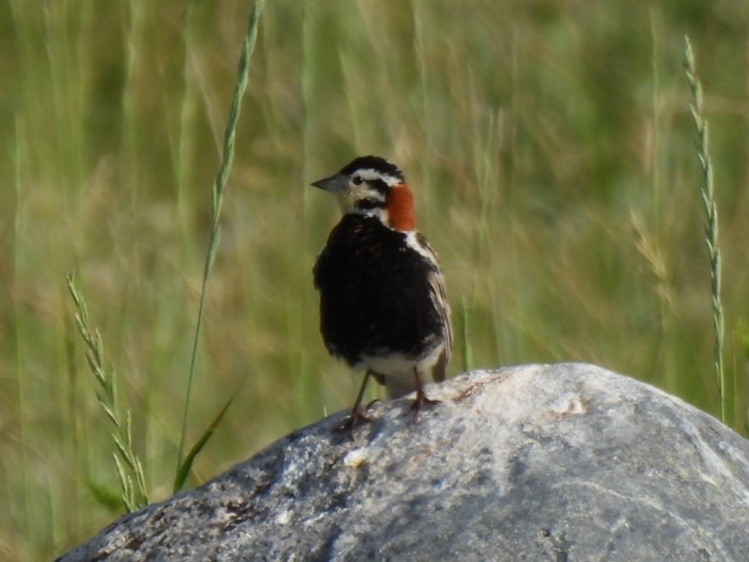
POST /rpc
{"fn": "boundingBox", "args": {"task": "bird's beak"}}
[311,173,348,193]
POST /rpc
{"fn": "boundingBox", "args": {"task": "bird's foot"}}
[340,403,374,439]
[409,390,441,421]
[349,404,374,425]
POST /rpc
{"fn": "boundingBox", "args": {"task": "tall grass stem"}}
[683,36,728,424]
[176,0,266,471]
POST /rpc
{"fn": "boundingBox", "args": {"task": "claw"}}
[344,404,373,429]
[411,391,441,411]
[408,368,441,421]
[340,371,377,438]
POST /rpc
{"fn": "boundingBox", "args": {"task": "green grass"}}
[684,36,728,424]
[66,272,149,512]
[2,1,748,559]
[175,0,264,493]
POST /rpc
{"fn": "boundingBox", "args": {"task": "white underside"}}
[355,343,446,398]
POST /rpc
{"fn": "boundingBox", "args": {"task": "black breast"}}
[313,214,442,367]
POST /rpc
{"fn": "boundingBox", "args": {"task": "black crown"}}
[339,156,405,183]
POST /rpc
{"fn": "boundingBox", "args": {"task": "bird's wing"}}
[415,233,453,366]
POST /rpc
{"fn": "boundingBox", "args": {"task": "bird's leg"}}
[345,370,375,430]
[410,367,440,415]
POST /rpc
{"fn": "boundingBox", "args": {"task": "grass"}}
[2,1,748,559]
[66,273,149,512]
[684,36,728,424]
[176,0,264,492]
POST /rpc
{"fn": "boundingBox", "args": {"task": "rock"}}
[57,363,749,561]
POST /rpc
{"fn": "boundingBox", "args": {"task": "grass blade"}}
[173,392,238,493]
[683,36,728,424]
[66,272,149,511]
[176,0,266,472]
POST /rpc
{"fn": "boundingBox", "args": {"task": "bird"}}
[311,155,452,423]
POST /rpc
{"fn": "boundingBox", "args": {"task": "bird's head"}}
[311,155,416,232]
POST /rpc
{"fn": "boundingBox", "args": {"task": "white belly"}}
[358,343,446,398]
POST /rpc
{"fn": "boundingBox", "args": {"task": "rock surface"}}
[58,363,749,561]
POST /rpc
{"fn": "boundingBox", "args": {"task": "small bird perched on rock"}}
[312,156,452,422]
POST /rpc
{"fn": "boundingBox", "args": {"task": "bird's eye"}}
[352,175,363,186]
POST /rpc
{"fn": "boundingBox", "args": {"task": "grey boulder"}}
[58,363,749,561]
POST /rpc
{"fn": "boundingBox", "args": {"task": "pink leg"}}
[345,370,375,430]
[410,367,440,414]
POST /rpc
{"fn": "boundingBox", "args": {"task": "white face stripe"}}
[336,187,390,225]
[333,165,404,227]
[337,185,386,208]
[354,168,403,187]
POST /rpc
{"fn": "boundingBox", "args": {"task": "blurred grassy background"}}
[2,0,748,558]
